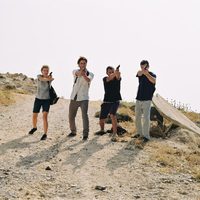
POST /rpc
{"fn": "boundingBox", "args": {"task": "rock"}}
[134,195,141,199]
[0,75,5,79]
[161,178,173,184]
[66,147,74,151]
[3,172,9,176]
[95,185,107,191]
[45,166,52,171]
[76,189,81,194]
[70,184,77,188]
[178,191,187,195]
[25,191,30,196]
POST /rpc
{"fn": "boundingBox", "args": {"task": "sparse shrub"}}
[0,89,15,105]
[94,111,100,118]
[186,152,200,166]
[150,125,165,138]
[130,105,136,112]
[4,84,16,90]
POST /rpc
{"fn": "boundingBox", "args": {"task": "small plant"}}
[0,89,15,105]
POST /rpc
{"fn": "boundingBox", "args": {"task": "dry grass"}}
[118,106,134,118]
[117,105,136,137]
[148,141,200,178]
[0,87,31,105]
[194,171,200,182]
[149,142,184,168]
[182,111,200,122]
[0,89,15,105]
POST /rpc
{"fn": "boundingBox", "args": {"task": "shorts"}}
[99,102,120,119]
[33,98,50,113]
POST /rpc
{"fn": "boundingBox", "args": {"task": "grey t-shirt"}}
[36,75,51,100]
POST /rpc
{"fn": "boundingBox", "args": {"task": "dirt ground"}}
[0,94,200,200]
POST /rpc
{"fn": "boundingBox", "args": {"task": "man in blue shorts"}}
[95,66,122,142]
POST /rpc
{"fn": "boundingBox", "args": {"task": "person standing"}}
[133,60,156,143]
[95,66,122,142]
[68,57,94,141]
[28,65,54,140]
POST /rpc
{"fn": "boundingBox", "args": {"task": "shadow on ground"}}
[64,136,111,172]
[0,135,38,155]
[15,136,69,168]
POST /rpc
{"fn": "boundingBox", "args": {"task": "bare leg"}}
[110,114,117,134]
[42,112,48,134]
[32,113,38,128]
[99,119,105,131]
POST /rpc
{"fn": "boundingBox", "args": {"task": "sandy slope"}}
[0,94,200,200]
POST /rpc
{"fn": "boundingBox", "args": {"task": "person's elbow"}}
[152,78,156,84]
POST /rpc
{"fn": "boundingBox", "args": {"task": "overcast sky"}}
[0,0,200,111]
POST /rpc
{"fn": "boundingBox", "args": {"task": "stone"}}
[95,185,107,191]
[45,166,52,171]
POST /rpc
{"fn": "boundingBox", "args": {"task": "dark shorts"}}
[99,102,120,119]
[33,98,50,113]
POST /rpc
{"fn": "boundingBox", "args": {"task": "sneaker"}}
[82,136,88,141]
[142,137,149,143]
[28,128,37,135]
[95,130,106,136]
[67,132,76,137]
[131,133,140,138]
[40,134,47,140]
[111,134,117,142]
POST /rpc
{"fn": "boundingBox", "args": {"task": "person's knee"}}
[33,113,38,118]
[99,118,105,124]
[43,112,48,119]
[110,114,116,119]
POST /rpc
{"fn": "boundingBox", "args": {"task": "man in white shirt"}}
[68,57,94,140]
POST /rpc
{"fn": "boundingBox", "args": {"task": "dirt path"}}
[0,94,199,200]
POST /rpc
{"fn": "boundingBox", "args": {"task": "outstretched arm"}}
[38,75,54,82]
[106,70,121,81]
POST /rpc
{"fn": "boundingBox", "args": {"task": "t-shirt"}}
[103,77,122,102]
[136,72,156,101]
[36,75,51,100]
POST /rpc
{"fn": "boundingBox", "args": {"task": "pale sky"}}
[0,0,200,111]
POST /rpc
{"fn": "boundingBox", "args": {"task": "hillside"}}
[0,73,200,200]
[0,72,36,105]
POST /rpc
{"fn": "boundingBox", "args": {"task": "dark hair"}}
[77,57,87,64]
[106,66,114,72]
[140,60,149,67]
[41,65,49,72]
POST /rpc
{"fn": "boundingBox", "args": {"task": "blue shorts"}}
[99,102,120,119]
[33,98,50,113]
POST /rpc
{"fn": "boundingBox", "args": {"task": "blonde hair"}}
[41,65,49,72]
